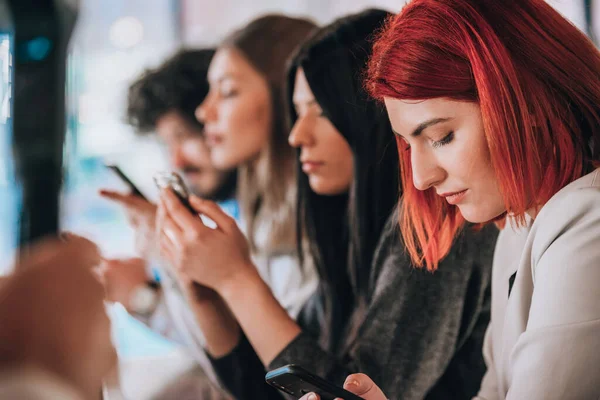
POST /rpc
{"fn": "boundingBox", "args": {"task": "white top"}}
[138,214,318,389]
[475,168,600,400]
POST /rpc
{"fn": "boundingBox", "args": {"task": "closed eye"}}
[432,131,454,149]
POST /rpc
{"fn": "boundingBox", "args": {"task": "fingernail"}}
[345,379,360,388]
[308,394,318,400]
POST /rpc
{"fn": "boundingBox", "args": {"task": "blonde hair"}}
[223,14,317,255]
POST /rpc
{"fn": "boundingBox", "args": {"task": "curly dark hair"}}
[126,48,215,133]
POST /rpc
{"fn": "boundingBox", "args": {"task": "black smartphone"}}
[265,365,363,400]
[105,164,147,200]
[153,171,196,214]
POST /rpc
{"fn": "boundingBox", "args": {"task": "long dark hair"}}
[288,9,399,340]
[222,15,317,255]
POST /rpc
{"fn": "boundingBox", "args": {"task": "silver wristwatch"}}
[129,281,160,317]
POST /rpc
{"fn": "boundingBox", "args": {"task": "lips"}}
[439,189,468,205]
[301,161,324,173]
[205,133,223,147]
[183,170,202,177]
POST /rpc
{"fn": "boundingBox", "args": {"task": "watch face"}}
[129,285,158,315]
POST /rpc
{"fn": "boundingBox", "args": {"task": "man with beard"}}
[97,49,236,399]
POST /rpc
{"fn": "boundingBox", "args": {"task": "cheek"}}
[456,136,505,218]
[442,134,490,185]
[185,142,211,164]
[324,133,354,188]
[469,137,497,189]
[227,97,271,143]
[339,147,354,185]
[250,95,272,133]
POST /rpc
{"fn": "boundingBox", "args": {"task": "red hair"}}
[367,0,600,271]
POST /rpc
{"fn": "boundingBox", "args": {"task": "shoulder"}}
[370,211,495,286]
[371,210,406,271]
[368,211,410,287]
[435,222,498,284]
[531,169,600,258]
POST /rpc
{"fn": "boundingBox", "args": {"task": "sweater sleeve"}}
[269,219,497,400]
[209,333,285,400]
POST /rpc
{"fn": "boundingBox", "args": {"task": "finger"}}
[156,198,167,230]
[299,393,320,400]
[159,215,186,265]
[343,374,387,399]
[100,189,148,210]
[189,196,236,232]
[161,189,206,233]
[92,266,105,284]
[123,257,145,265]
[161,217,184,250]
[159,239,177,268]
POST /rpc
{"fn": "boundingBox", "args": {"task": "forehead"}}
[207,47,258,82]
[292,67,315,103]
[383,97,475,132]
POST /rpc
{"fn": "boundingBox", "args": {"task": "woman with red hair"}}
[301,0,600,399]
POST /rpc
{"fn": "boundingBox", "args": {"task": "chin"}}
[457,204,505,224]
[309,178,346,196]
[457,205,492,224]
[212,148,261,170]
[211,151,237,170]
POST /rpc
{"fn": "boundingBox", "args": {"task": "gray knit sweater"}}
[211,216,498,400]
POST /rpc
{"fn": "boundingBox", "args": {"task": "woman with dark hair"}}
[312,0,600,399]
[157,9,498,399]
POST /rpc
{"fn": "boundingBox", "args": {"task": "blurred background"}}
[0,0,597,397]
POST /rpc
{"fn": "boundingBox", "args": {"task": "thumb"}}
[343,374,387,400]
[189,196,234,230]
[299,394,320,400]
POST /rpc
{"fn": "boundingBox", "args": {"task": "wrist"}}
[218,263,264,305]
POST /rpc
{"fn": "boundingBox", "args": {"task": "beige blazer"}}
[475,168,600,400]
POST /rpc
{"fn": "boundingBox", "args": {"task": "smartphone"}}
[105,164,147,200]
[265,365,363,400]
[153,171,196,214]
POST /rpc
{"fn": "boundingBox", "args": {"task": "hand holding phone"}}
[153,171,217,299]
[266,365,363,400]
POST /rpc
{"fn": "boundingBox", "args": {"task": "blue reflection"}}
[21,36,53,62]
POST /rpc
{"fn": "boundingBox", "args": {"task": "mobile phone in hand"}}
[153,171,196,214]
[105,164,147,200]
[265,365,363,400]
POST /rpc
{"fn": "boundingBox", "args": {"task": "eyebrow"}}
[210,74,238,85]
[392,117,452,137]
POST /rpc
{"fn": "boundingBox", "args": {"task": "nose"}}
[195,94,215,124]
[410,147,445,191]
[169,144,186,170]
[288,115,315,148]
